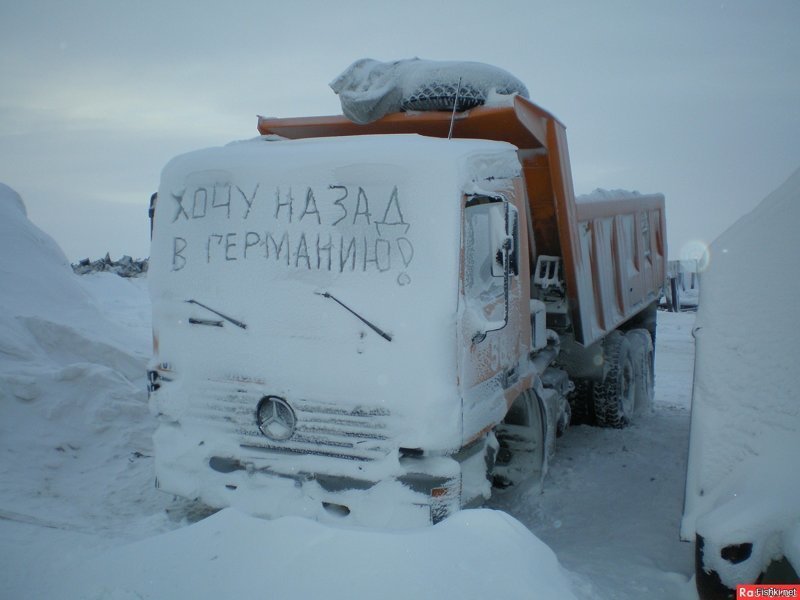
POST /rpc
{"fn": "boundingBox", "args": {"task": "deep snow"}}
[491,311,698,597]
[0,183,699,599]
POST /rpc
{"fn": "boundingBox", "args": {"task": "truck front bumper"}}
[153,422,482,528]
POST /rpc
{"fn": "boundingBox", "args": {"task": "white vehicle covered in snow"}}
[148,61,667,527]
[683,167,800,596]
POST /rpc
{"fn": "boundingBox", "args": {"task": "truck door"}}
[460,193,528,440]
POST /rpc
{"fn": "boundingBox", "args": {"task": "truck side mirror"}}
[149,192,158,240]
[489,202,519,278]
[489,202,508,277]
[471,198,515,345]
[508,207,519,276]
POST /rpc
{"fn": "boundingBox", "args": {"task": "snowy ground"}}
[491,311,698,598]
[0,187,701,599]
[0,281,698,599]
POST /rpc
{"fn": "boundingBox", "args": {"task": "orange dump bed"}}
[258,96,665,346]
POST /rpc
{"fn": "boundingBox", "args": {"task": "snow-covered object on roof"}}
[330,58,529,124]
[681,166,800,584]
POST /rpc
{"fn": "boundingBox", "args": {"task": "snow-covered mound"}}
[0,183,95,321]
[330,58,529,124]
[0,181,26,215]
[682,166,800,584]
[47,508,578,600]
[0,183,153,530]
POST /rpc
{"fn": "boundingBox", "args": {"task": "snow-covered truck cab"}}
[150,61,667,527]
[148,134,548,527]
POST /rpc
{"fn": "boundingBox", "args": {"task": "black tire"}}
[568,378,595,425]
[695,534,736,600]
[695,533,799,598]
[401,80,526,113]
[492,389,547,491]
[627,329,655,415]
[593,332,635,428]
[401,82,487,112]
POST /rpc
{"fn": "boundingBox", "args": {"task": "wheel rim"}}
[525,392,545,478]
[493,390,546,488]
[645,348,654,398]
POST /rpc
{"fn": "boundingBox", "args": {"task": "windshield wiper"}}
[185,299,247,330]
[315,291,392,342]
[188,317,223,328]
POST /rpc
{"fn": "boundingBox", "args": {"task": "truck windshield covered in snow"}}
[149,136,481,392]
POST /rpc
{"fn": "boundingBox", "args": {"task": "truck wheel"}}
[695,534,738,600]
[695,534,798,599]
[492,390,547,490]
[626,329,655,414]
[593,332,635,428]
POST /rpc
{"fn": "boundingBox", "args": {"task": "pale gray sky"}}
[1,0,798,262]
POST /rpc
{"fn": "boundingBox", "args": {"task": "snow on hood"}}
[46,507,578,600]
[682,165,800,581]
[330,58,529,124]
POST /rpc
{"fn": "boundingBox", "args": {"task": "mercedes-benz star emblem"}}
[256,396,296,441]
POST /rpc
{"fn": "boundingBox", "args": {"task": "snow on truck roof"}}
[162,134,522,197]
[174,133,517,167]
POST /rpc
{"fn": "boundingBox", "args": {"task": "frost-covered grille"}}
[185,381,393,461]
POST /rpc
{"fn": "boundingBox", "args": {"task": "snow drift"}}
[330,58,529,124]
[682,166,800,585]
[48,508,578,600]
[0,182,154,532]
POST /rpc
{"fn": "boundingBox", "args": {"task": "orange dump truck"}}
[148,81,666,527]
